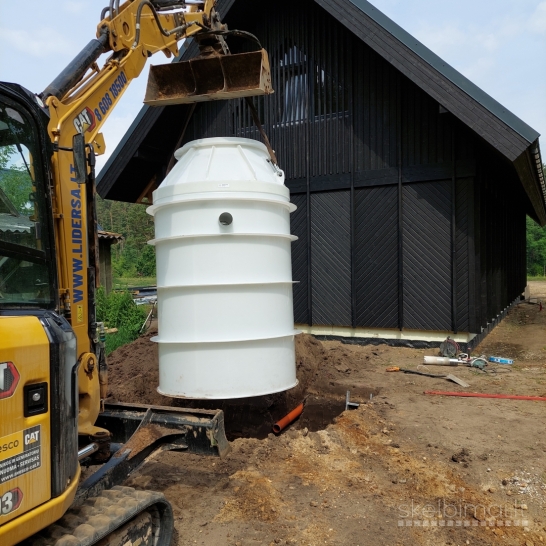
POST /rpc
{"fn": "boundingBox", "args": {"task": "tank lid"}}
[160,137,286,190]
[174,137,270,160]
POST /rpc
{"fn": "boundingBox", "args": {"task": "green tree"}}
[526,163,546,276]
[95,195,156,279]
[527,216,546,276]
[0,145,33,215]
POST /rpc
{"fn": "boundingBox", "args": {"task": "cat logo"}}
[24,431,40,446]
[0,362,20,400]
[73,107,96,134]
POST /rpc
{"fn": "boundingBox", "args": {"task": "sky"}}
[0,0,545,175]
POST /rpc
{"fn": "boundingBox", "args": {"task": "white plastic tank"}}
[147,137,299,399]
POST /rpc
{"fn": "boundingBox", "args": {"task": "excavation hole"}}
[172,395,347,441]
[107,330,380,441]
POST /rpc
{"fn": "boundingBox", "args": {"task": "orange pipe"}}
[273,403,304,433]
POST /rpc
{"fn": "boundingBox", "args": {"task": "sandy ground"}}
[106,282,546,546]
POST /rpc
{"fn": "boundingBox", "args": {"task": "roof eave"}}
[513,142,546,226]
[345,0,540,145]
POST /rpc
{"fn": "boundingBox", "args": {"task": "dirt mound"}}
[290,333,328,402]
[106,331,387,441]
[107,332,331,408]
[107,328,172,407]
[106,332,343,439]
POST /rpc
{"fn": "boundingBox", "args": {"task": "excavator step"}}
[144,49,273,106]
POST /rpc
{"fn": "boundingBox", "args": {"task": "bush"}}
[105,326,139,355]
[96,287,146,354]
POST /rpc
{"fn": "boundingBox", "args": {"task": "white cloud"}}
[0,28,74,59]
[461,56,496,82]
[412,24,467,57]
[530,1,546,33]
[412,20,521,60]
[481,33,499,53]
[410,22,502,84]
[63,2,86,14]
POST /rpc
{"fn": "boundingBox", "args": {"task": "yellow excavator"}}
[0,1,273,544]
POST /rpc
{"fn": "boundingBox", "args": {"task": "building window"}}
[279,45,308,123]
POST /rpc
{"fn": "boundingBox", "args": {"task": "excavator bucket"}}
[144,49,273,106]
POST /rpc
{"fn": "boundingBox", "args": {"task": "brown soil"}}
[122,424,175,460]
[106,282,546,545]
[108,331,332,407]
[107,331,168,407]
[107,331,371,440]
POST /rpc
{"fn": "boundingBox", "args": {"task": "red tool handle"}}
[424,391,546,401]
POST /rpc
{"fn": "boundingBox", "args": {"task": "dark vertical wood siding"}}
[455,177,473,332]
[473,144,527,327]
[354,186,398,328]
[402,81,453,167]
[310,191,352,325]
[173,0,529,336]
[402,181,452,331]
[353,47,398,174]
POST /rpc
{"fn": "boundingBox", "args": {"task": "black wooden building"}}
[97,0,546,348]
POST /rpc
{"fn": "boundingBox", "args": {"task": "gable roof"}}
[97,0,545,223]
[340,0,540,148]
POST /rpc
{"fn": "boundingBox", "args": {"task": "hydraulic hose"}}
[132,0,196,49]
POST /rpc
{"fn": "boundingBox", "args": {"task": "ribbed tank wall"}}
[147,137,298,399]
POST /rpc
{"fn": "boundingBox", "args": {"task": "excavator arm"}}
[44,0,272,145]
[41,0,272,439]
[44,0,216,144]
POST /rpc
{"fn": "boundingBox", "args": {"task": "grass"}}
[105,326,138,355]
[113,276,156,290]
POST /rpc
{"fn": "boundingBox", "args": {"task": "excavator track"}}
[22,486,174,546]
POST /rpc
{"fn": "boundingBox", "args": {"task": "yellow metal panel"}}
[77,353,104,436]
[0,466,80,546]
[0,317,51,527]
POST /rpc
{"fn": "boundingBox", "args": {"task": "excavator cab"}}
[0,90,55,309]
